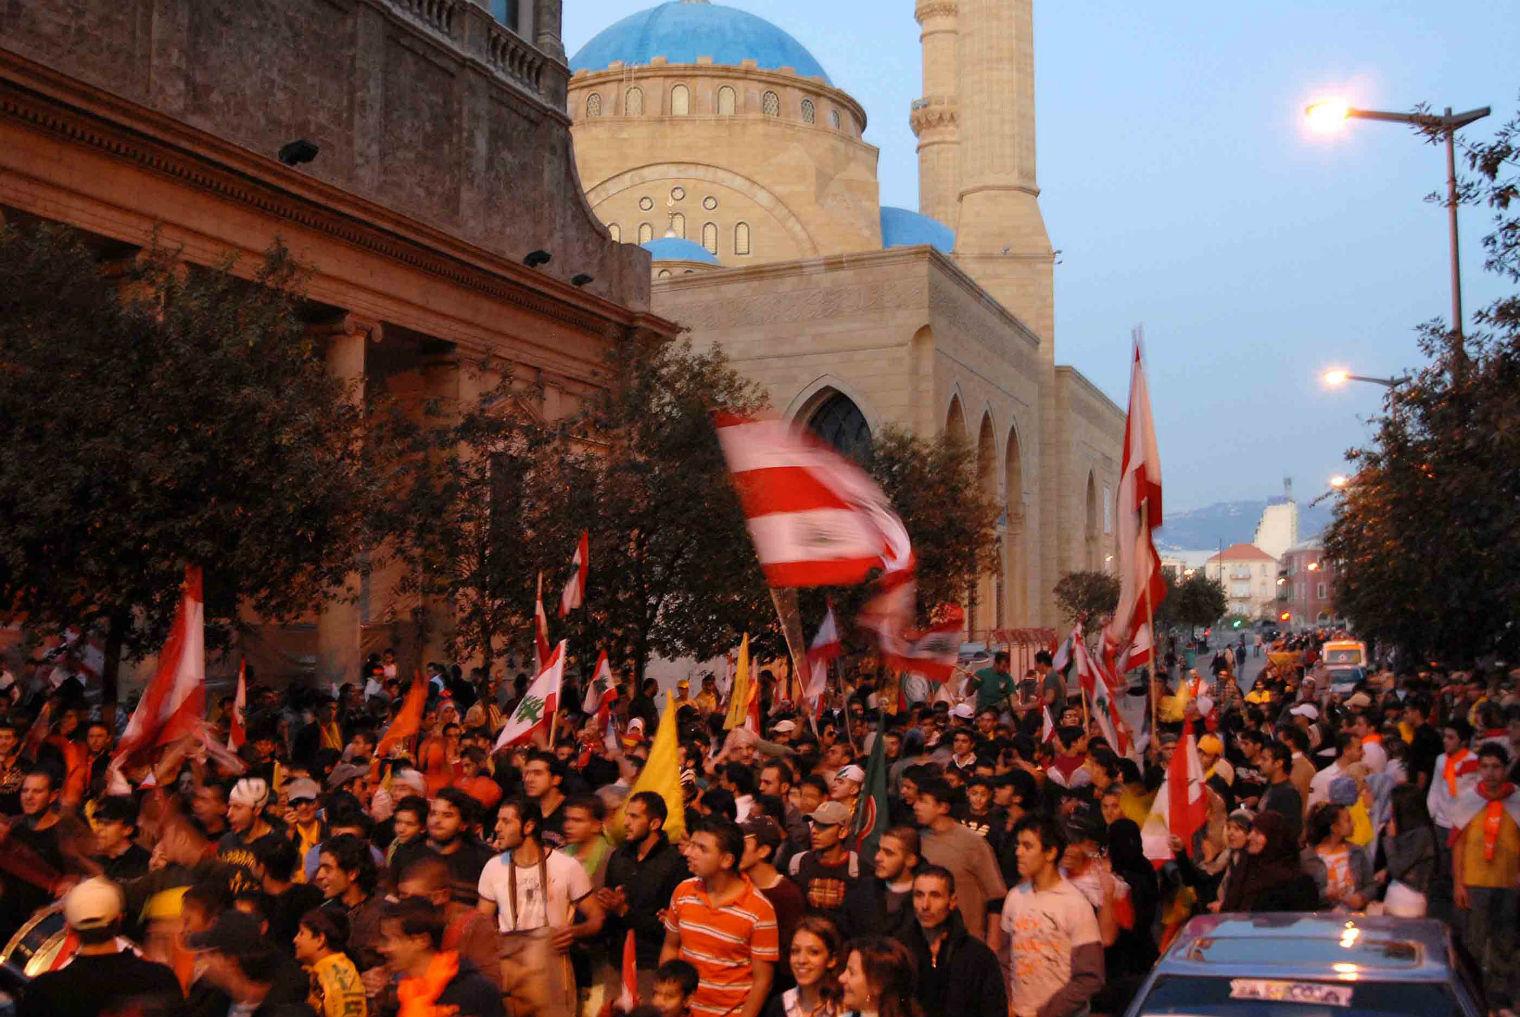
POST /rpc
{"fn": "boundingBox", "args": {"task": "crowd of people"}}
[0,630,1516,1017]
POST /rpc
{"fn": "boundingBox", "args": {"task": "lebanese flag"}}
[1142,721,1207,864]
[884,611,962,683]
[1102,333,1167,674]
[803,605,841,713]
[581,650,618,719]
[496,641,566,750]
[227,659,247,752]
[558,531,589,618]
[116,567,206,764]
[1041,705,1057,744]
[598,930,638,1017]
[534,573,552,672]
[713,413,912,587]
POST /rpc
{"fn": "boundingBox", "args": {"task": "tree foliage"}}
[1324,99,1520,664]
[1053,570,1120,625]
[0,224,395,682]
[1156,571,1228,631]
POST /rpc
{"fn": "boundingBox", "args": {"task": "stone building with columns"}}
[567,0,1123,632]
[0,0,673,683]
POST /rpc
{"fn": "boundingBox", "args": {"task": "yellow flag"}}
[724,634,752,731]
[626,691,687,842]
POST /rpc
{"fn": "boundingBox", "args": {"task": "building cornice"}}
[0,47,673,341]
[1054,365,1125,420]
[569,62,868,132]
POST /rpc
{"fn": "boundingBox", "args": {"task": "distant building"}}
[1280,539,1339,628]
[1252,481,1300,560]
[1205,543,1279,620]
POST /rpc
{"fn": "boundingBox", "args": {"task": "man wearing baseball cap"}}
[831,763,865,812]
[785,800,859,923]
[738,816,804,962]
[17,877,182,1017]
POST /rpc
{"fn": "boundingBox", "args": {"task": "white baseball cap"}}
[836,764,866,785]
[951,703,975,719]
[1289,703,1319,721]
[64,877,123,931]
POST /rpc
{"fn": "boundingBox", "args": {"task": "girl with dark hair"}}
[1381,783,1438,916]
[1302,803,1375,911]
[295,907,367,1017]
[765,915,844,1017]
[838,937,921,1017]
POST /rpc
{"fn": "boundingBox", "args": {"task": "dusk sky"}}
[564,1,1519,511]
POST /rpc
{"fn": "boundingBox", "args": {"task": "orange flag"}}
[376,671,427,760]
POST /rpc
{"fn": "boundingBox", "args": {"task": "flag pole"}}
[1142,501,1160,740]
[768,588,809,704]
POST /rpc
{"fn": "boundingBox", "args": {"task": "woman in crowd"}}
[1381,784,1438,917]
[838,937,921,1017]
[1221,811,1318,912]
[765,915,844,1017]
[1303,801,1375,911]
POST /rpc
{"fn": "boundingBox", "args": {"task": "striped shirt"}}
[664,875,780,1017]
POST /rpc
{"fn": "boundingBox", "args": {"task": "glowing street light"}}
[1321,367,1410,390]
[1329,475,1349,490]
[1304,97,1491,349]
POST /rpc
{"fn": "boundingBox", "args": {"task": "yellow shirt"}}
[1460,808,1520,889]
[308,952,367,1017]
[1348,801,1374,847]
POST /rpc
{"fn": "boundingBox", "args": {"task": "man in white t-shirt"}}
[1308,733,1363,809]
[999,815,1103,1017]
[478,798,604,1017]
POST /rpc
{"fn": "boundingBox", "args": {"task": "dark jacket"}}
[896,910,1007,1017]
[603,832,689,966]
[839,875,916,942]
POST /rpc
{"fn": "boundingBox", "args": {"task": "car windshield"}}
[1324,648,1362,664]
[1135,976,1463,1017]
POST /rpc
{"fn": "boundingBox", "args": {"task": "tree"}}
[1052,571,1120,626]
[1156,571,1228,632]
[389,368,589,676]
[576,334,774,676]
[1324,99,1520,663]
[867,426,1001,619]
[0,224,397,690]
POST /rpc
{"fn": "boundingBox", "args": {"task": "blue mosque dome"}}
[571,0,832,83]
[880,207,955,255]
[641,237,721,264]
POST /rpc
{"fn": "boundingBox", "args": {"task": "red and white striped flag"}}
[496,642,566,751]
[534,572,552,672]
[1103,331,1167,675]
[227,658,247,752]
[599,929,639,1017]
[1041,704,1057,744]
[558,531,589,618]
[116,566,206,764]
[713,413,912,587]
[581,650,618,720]
[803,605,841,713]
[1142,721,1208,864]
[887,616,962,684]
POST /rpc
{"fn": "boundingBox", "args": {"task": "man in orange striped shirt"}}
[660,818,779,1017]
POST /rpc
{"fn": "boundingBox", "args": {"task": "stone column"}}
[314,315,376,687]
[418,347,464,666]
[534,0,565,62]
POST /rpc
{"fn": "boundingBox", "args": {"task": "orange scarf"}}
[397,950,459,1017]
[1478,783,1517,861]
[1445,748,1472,798]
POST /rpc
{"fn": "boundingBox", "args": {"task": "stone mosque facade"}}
[566,0,1123,632]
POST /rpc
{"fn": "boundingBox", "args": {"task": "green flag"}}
[851,714,890,862]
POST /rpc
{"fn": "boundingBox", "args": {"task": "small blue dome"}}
[880,206,955,255]
[641,237,721,264]
[572,1,831,83]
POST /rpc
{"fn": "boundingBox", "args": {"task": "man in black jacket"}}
[597,791,689,996]
[895,866,1006,1017]
[839,826,919,942]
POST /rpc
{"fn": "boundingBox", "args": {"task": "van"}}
[1321,640,1367,668]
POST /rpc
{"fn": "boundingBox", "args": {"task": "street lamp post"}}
[1321,368,1412,390]
[1306,101,1491,344]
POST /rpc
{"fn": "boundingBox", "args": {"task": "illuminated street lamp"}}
[1321,367,1410,390]
[1329,475,1349,490]
[1305,99,1490,346]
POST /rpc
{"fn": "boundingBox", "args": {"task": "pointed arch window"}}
[830,109,842,130]
[638,222,653,244]
[608,223,621,243]
[802,98,816,123]
[807,392,872,465]
[669,212,686,239]
[718,86,736,116]
[671,84,690,116]
[625,87,644,116]
[702,222,718,254]
[585,93,602,117]
[762,90,780,117]
[734,222,751,256]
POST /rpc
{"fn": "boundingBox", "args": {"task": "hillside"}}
[1155,499,1333,554]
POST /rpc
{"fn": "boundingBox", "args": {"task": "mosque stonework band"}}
[568,0,1123,632]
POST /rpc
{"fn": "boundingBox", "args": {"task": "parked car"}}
[1123,913,1483,1017]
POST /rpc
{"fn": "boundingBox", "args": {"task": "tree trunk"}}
[100,606,131,729]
